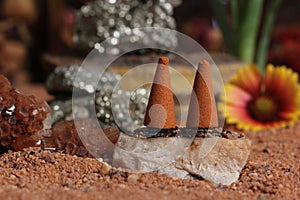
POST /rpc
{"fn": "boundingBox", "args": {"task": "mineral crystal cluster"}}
[0,74,50,152]
[42,119,119,159]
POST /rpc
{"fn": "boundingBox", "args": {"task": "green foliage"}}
[211,0,282,73]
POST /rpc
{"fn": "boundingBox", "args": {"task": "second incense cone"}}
[186,60,219,128]
[144,57,176,129]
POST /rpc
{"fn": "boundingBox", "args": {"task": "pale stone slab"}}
[176,137,251,185]
[113,133,193,172]
[113,133,251,185]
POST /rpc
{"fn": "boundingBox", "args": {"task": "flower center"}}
[248,96,278,122]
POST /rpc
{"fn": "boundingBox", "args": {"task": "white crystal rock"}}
[113,133,251,185]
[176,137,251,185]
[113,134,193,172]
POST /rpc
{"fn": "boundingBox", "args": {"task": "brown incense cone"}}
[186,60,218,128]
[144,57,176,129]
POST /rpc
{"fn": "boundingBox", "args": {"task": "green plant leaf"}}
[236,0,263,64]
[230,0,238,29]
[256,0,282,73]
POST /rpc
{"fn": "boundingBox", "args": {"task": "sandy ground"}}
[0,122,299,200]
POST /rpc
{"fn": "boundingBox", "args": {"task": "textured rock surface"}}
[113,133,251,185]
[176,137,251,185]
[113,133,192,172]
[0,74,51,152]
[42,120,118,160]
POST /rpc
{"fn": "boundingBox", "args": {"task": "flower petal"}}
[231,65,262,95]
[222,64,300,131]
[224,84,252,107]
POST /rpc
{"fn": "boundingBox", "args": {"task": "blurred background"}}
[0,0,299,85]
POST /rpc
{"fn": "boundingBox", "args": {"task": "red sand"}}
[0,121,299,199]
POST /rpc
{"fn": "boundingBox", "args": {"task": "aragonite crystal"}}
[42,119,120,158]
[0,74,50,152]
[46,120,90,157]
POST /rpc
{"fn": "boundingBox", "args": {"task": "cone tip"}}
[158,56,169,66]
[199,59,210,67]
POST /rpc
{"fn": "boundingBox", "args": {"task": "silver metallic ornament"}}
[95,86,150,132]
[47,65,150,131]
[46,65,121,94]
[73,0,181,54]
[49,98,92,124]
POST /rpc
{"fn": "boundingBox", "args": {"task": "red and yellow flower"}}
[220,64,300,131]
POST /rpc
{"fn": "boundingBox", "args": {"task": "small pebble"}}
[127,174,140,183]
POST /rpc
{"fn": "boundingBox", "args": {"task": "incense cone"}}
[144,57,176,129]
[186,60,218,128]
